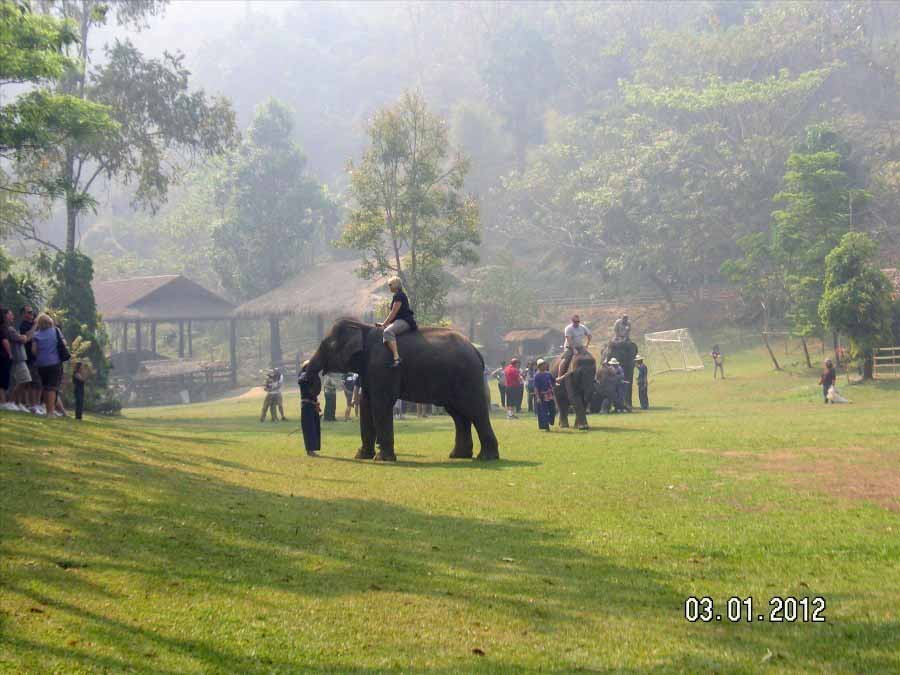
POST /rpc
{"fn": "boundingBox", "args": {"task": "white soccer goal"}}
[642,328,704,374]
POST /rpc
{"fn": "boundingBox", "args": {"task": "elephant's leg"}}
[355,390,376,459]
[556,393,570,428]
[447,407,474,459]
[372,398,397,462]
[473,410,499,461]
[573,397,589,430]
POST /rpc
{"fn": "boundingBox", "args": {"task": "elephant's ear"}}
[336,327,365,369]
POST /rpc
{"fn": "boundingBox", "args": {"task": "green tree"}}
[211,99,335,363]
[28,0,236,252]
[340,91,481,322]
[211,99,335,300]
[0,0,115,242]
[818,232,894,380]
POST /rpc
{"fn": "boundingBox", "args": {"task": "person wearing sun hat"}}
[635,354,649,410]
[607,357,627,412]
[503,357,523,419]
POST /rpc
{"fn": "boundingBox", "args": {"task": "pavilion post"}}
[188,320,193,358]
[135,319,143,361]
[229,319,238,387]
[122,321,129,353]
[150,322,157,354]
[178,320,185,358]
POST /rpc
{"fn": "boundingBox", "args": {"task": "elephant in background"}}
[549,349,597,429]
[303,318,499,462]
[603,339,638,408]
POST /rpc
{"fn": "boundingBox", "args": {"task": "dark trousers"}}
[74,386,84,420]
[498,384,506,408]
[823,383,830,403]
[527,387,534,413]
[507,385,524,411]
[301,402,321,453]
[323,391,337,421]
[537,398,556,429]
[638,385,648,410]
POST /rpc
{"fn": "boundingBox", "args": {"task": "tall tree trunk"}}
[762,332,781,370]
[800,336,812,369]
[863,354,874,380]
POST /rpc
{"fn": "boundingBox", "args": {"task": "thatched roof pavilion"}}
[93,275,237,384]
[233,260,388,321]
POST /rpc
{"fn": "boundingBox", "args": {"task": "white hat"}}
[536,358,545,366]
[608,357,620,365]
[635,354,644,361]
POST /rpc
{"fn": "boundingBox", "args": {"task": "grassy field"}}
[2,347,899,673]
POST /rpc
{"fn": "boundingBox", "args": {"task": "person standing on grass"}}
[298,361,321,456]
[819,358,837,404]
[19,305,42,411]
[504,358,523,419]
[72,361,88,420]
[31,313,66,417]
[322,372,340,422]
[533,359,556,431]
[711,344,725,379]
[0,307,12,406]
[490,361,507,408]
[635,355,649,410]
[3,307,34,412]
[343,372,359,420]
[525,360,537,414]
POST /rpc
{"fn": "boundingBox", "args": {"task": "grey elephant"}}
[549,349,597,429]
[302,318,499,462]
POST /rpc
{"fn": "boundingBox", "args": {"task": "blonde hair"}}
[36,313,54,330]
[388,276,403,290]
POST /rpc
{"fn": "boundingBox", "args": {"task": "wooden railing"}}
[874,346,900,379]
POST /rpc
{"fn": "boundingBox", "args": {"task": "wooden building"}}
[233,260,389,365]
[502,328,564,359]
[93,275,237,385]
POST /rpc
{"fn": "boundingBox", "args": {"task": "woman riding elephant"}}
[301,317,499,462]
[549,348,597,429]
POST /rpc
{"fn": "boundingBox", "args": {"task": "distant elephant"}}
[603,340,638,408]
[303,318,499,462]
[549,349,597,429]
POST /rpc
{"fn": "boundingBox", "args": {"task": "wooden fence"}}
[874,346,900,379]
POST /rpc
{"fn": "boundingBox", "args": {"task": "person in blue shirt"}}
[533,359,556,431]
[635,355,649,410]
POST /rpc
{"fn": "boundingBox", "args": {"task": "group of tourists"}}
[1,304,86,419]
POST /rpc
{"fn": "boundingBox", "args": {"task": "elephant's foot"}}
[559,420,570,429]
[476,449,500,461]
[575,423,589,431]
[355,447,376,460]
[449,446,474,459]
[374,451,397,462]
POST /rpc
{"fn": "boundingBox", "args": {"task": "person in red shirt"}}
[504,357,524,419]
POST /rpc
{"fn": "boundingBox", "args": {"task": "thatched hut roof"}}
[233,260,389,319]
[503,328,563,343]
[93,275,234,321]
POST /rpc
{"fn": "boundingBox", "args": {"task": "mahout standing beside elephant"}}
[301,318,499,462]
[602,338,638,408]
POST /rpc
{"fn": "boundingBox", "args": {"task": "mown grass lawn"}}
[2,347,899,673]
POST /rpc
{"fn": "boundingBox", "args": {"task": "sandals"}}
[391,358,402,368]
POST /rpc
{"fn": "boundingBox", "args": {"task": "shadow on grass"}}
[2,414,898,672]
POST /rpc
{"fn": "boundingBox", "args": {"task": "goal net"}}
[642,328,704,374]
